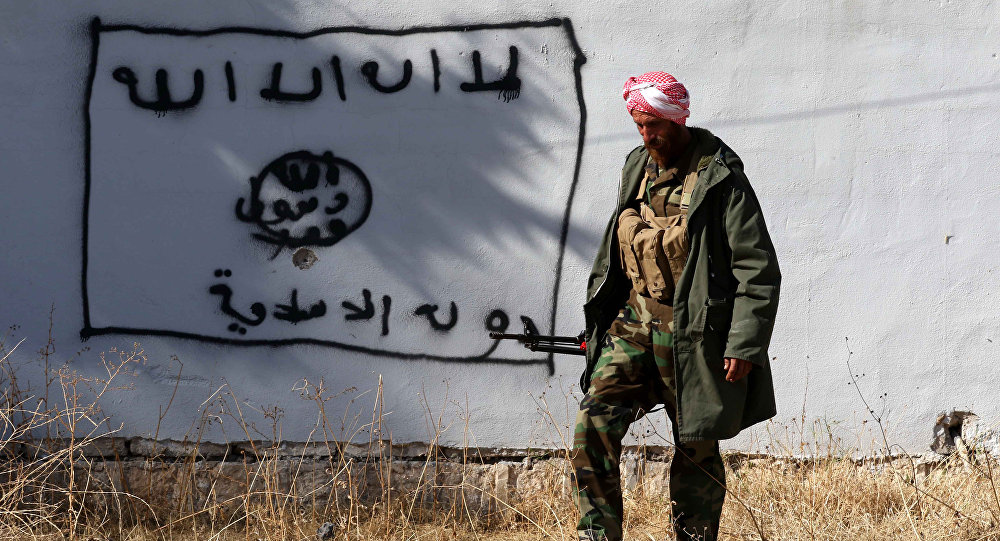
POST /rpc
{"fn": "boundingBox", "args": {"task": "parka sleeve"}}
[722,174,781,365]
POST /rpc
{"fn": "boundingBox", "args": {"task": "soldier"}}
[574,71,781,541]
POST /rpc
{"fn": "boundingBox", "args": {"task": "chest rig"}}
[616,153,706,303]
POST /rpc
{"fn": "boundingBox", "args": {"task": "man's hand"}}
[723,357,752,382]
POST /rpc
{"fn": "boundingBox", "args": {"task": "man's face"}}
[631,110,684,162]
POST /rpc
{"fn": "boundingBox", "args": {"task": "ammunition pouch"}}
[617,203,689,302]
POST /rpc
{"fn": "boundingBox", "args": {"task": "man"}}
[574,71,781,541]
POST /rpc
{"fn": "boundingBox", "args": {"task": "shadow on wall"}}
[80,5,593,374]
[705,82,1000,128]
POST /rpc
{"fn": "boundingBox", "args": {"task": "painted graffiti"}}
[460,46,521,102]
[235,151,372,257]
[81,18,587,370]
[205,268,526,357]
[111,46,522,112]
[111,66,204,114]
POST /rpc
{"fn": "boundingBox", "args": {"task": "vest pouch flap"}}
[632,227,674,301]
[617,208,649,295]
[641,203,684,229]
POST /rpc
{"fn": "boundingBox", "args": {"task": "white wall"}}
[2,0,999,454]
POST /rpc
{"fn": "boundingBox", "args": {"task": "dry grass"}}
[1,327,998,540]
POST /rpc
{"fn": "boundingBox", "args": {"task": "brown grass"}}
[1,328,998,541]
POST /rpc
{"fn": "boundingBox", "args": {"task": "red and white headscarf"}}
[622,71,690,125]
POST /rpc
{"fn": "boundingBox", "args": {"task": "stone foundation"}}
[3,436,970,518]
[6,437,677,517]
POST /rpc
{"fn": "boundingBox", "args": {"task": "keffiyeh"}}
[622,72,690,125]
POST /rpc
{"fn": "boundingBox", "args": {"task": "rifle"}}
[489,316,586,356]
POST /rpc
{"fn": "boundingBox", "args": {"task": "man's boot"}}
[577,528,608,541]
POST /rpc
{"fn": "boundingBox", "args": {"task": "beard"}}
[646,136,671,166]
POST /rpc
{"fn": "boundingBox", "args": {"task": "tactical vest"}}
[616,159,699,303]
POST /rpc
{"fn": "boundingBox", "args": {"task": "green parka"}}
[582,127,781,442]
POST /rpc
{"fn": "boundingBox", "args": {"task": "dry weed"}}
[0,327,997,540]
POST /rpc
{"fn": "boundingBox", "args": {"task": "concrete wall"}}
[2,1,998,454]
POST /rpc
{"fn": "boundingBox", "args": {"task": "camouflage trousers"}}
[572,297,725,541]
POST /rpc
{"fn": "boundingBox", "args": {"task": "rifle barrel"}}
[527,344,587,356]
[489,332,582,344]
[489,332,524,340]
[541,335,584,343]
